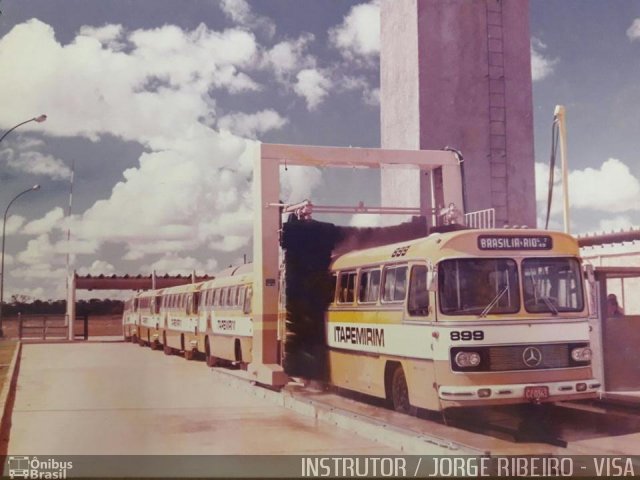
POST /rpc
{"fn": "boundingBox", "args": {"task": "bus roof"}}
[331,228,580,270]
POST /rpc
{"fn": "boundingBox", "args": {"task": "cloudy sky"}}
[0,0,639,301]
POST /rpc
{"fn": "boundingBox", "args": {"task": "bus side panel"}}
[404,359,440,410]
[329,349,387,399]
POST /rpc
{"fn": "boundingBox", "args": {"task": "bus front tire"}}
[391,366,417,416]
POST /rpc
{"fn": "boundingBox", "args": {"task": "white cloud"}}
[330,1,380,61]
[141,254,218,275]
[0,253,14,267]
[77,260,115,276]
[1,137,72,180]
[627,18,640,41]
[7,151,72,179]
[0,19,332,300]
[598,216,635,232]
[7,286,45,301]
[0,20,260,141]
[219,0,276,38]
[535,158,640,213]
[340,75,379,107]
[294,69,332,110]
[280,165,323,204]
[22,207,65,235]
[218,109,288,139]
[4,215,25,235]
[531,38,558,81]
[78,24,125,50]
[260,34,316,80]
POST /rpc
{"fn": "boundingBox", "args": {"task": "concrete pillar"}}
[249,142,288,386]
[381,0,536,228]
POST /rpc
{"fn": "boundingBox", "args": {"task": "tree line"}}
[3,296,124,316]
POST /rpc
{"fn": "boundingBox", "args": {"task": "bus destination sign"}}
[477,235,553,251]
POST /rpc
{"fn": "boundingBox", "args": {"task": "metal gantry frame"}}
[250,143,464,386]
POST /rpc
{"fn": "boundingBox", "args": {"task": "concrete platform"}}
[8,343,402,455]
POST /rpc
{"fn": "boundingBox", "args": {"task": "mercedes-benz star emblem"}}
[522,346,543,367]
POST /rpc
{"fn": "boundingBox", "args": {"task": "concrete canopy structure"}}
[381,0,536,228]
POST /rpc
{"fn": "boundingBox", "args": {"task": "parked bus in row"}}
[123,228,598,412]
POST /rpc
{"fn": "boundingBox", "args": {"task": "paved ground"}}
[8,342,400,455]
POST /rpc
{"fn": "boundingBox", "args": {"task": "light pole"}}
[0,185,41,337]
[0,114,47,144]
[0,114,47,338]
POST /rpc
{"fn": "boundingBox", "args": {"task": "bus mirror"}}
[426,270,437,292]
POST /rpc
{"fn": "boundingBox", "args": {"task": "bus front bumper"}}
[438,379,601,407]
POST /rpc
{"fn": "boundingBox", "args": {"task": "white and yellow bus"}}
[327,228,598,412]
[157,283,201,358]
[125,228,598,413]
[122,295,140,342]
[198,264,253,368]
[151,265,254,366]
[137,289,164,348]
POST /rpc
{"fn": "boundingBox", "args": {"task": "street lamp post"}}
[0,185,41,337]
[0,114,47,144]
[0,114,47,338]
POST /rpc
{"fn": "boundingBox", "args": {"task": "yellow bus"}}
[122,295,139,342]
[198,264,253,368]
[158,283,202,358]
[153,265,253,366]
[327,228,598,412]
[136,289,164,348]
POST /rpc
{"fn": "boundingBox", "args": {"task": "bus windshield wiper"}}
[479,285,509,318]
[540,296,558,315]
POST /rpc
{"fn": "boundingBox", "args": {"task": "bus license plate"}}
[524,386,549,401]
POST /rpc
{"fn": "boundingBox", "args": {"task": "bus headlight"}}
[571,347,592,362]
[454,351,481,368]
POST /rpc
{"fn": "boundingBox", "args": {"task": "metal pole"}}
[0,185,41,337]
[554,105,570,234]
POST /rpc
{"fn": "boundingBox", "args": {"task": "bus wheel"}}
[163,333,172,355]
[391,366,416,415]
[205,338,217,367]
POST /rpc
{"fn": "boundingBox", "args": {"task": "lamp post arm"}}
[0,115,47,144]
[0,119,35,144]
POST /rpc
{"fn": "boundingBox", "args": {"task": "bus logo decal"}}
[522,346,543,367]
[334,326,385,347]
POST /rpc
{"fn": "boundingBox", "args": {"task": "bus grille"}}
[488,344,569,371]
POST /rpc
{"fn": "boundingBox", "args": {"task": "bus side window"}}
[220,288,228,308]
[238,286,246,310]
[243,286,252,314]
[408,265,429,316]
[186,294,192,315]
[338,271,356,303]
[359,269,381,303]
[193,292,200,314]
[383,266,408,302]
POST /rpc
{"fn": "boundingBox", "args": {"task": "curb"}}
[0,342,22,453]
[209,367,485,455]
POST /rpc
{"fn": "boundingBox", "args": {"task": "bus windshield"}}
[439,258,520,315]
[522,257,584,313]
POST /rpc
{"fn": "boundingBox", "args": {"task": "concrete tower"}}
[381,0,536,228]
